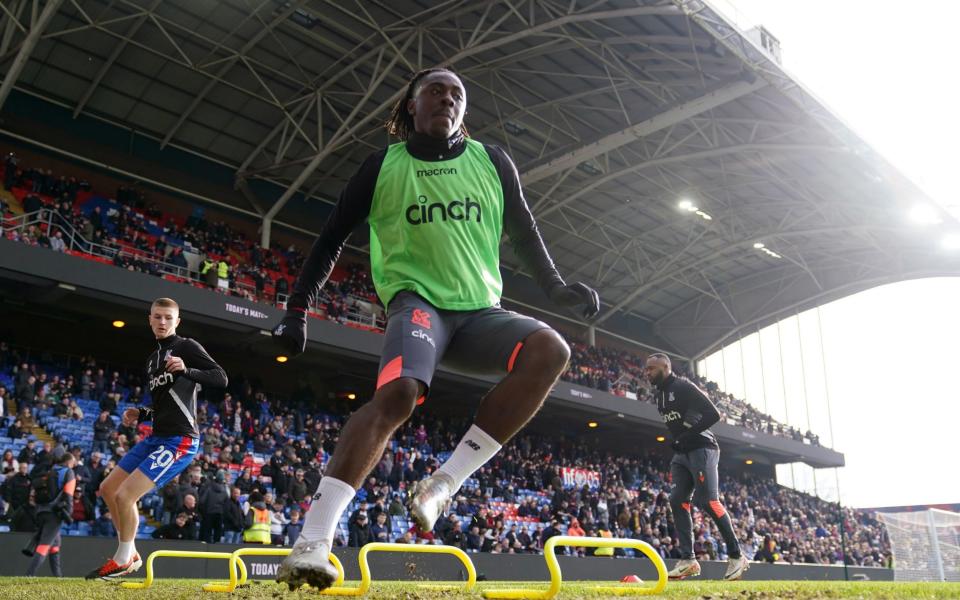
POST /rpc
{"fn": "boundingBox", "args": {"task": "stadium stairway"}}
[0,187,22,214]
[6,394,55,445]
[27,416,54,445]
[0,380,54,444]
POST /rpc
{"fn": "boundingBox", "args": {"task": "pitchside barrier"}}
[0,533,894,582]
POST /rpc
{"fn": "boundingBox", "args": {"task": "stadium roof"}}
[4,0,959,359]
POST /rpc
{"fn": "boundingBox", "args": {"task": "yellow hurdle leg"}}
[482,536,668,599]
[320,542,477,596]
[121,550,238,590]
[201,548,250,593]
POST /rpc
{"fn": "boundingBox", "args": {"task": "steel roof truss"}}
[0,0,62,110]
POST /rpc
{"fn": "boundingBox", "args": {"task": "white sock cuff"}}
[300,476,356,547]
[465,424,501,449]
[437,425,502,491]
[318,475,355,497]
[114,540,136,563]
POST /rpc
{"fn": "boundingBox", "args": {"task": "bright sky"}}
[698,1,960,508]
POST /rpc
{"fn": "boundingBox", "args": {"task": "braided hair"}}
[385,67,470,140]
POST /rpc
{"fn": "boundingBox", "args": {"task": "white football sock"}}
[437,424,502,491]
[113,540,136,564]
[299,476,356,547]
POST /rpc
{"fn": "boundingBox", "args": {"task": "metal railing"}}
[5,208,193,275]
[2,209,386,331]
[275,292,384,330]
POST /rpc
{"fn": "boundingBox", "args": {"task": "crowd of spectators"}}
[3,153,820,442]
[2,152,395,330]
[2,151,303,299]
[695,377,820,445]
[0,343,889,567]
[563,343,820,445]
[3,154,819,447]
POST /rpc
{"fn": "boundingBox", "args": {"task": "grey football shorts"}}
[375,291,551,402]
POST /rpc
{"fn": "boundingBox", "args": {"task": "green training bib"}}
[369,139,504,310]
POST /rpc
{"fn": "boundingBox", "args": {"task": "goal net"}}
[878,509,960,581]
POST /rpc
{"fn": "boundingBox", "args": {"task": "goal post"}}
[878,509,960,581]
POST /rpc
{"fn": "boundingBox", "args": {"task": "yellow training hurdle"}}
[121,537,661,597]
[119,549,247,590]
[319,542,476,596]
[203,547,345,593]
[481,535,668,599]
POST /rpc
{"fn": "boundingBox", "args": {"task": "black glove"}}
[272,309,308,357]
[547,282,600,319]
[137,407,153,424]
[671,431,700,453]
[59,505,74,525]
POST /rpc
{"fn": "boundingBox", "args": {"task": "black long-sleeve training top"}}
[654,373,721,450]
[145,334,227,438]
[287,131,564,311]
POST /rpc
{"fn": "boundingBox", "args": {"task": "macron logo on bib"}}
[416,167,457,178]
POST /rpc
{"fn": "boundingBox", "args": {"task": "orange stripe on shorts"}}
[507,342,524,372]
[377,356,403,389]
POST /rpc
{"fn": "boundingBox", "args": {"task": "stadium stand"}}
[0,343,889,567]
[1,151,815,446]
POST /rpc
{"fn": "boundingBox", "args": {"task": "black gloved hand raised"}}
[547,282,600,319]
[272,307,308,357]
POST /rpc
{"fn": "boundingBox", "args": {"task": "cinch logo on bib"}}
[405,195,481,225]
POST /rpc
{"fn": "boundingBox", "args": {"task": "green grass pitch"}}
[1,578,958,600]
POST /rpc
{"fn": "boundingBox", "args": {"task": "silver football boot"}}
[723,554,750,581]
[276,538,338,591]
[408,472,456,532]
[667,557,701,580]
